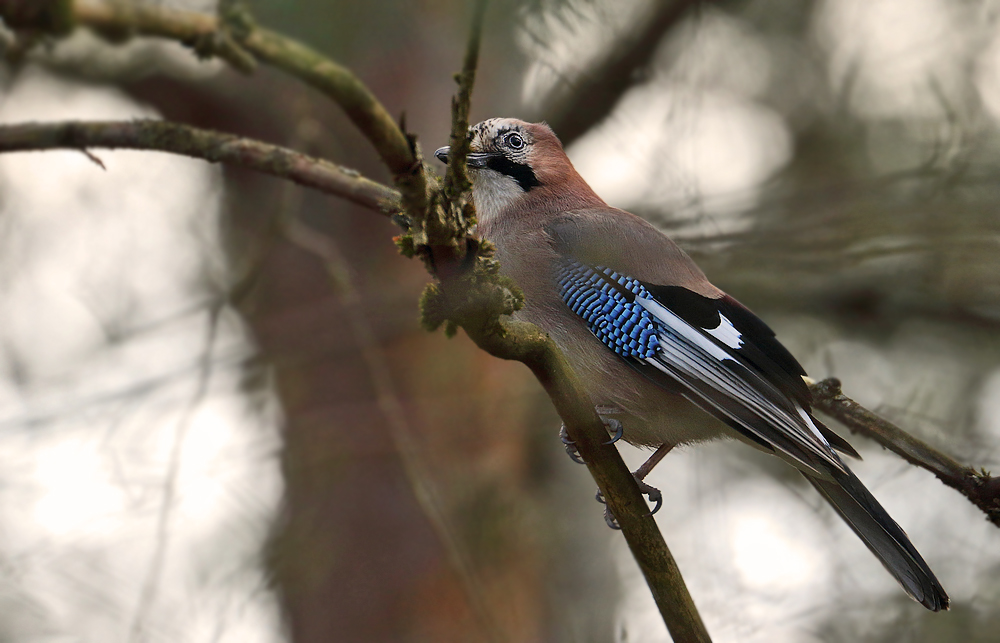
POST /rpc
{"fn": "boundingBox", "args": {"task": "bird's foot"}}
[595,476,663,530]
[559,424,585,464]
[558,416,625,465]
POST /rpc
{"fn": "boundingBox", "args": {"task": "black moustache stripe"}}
[486,155,542,192]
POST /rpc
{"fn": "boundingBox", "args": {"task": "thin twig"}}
[0,120,402,214]
[66,1,417,175]
[443,0,487,201]
[128,305,222,643]
[809,377,1000,527]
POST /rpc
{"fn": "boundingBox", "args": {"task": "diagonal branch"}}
[0,120,402,214]
[463,317,712,643]
[809,377,1000,527]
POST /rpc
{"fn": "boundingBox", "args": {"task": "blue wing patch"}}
[557,261,662,359]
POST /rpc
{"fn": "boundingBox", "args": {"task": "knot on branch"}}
[810,377,844,401]
[0,0,73,35]
[418,239,523,339]
[187,0,257,73]
[398,161,523,341]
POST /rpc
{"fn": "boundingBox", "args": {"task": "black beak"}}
[434,146,492,169]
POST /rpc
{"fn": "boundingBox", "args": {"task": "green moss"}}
[393,233,416,258]
[418,282,446,332]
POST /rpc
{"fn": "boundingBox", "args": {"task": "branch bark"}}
[0,120,402,214]
[463,316,712,642]
[809,377,1000,527]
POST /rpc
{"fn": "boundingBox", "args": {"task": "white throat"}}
[470,169,524,226]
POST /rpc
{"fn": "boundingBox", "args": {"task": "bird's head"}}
[434,118,601,224]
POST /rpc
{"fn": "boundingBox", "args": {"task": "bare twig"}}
[443,0,487,201]
[128,305,222,643]
[0,120,402,214]
[416,0,489,276]
[531,0,712,146]
[809,377,1000,527]
[469,319,711,642]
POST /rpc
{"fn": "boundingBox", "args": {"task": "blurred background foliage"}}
[0,0,999,642]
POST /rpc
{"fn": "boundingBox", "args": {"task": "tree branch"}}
[465,316,711,643]
[0,0,426,214]
[809,377,1000,527]
[0,120,402,214]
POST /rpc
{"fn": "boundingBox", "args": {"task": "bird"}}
[433,117,949,611]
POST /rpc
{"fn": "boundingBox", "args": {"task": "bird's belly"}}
[515,304,729,449]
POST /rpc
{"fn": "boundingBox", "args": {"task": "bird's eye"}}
[506,133,525,150]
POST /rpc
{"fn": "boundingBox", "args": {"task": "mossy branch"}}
[0,119,402,214]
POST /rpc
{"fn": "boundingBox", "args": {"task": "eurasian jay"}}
[434,118,949,611]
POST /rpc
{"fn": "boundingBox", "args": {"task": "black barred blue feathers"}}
[557,261,661,359]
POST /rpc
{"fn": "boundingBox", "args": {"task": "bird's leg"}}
[635,443,673,481]
[558,415,625,465]
[598,443,674,529]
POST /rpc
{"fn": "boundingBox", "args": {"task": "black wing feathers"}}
[643,285,812,409]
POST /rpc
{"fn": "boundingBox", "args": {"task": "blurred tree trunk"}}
[120,40,551,643]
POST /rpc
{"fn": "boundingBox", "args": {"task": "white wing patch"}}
[635,297,731,361]
[705,313,743,349]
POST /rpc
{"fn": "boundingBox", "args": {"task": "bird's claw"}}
[603,417,624,445]
[558,416,624,463]
[636,479,663,515]
[597,489,621,529]
[595,477,663,529]
[559,424,586,464]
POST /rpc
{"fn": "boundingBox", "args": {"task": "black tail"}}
[804,467,949,611]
